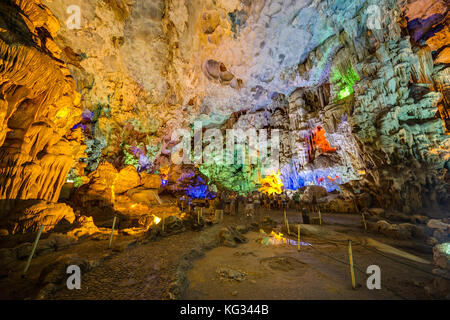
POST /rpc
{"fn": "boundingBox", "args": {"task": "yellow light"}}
[358,170,366,175]
[153,216,161,225]
[110,174,119,206]
[55,107,69,119]
[258,170,283,195]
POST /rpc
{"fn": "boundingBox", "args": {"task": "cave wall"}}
[0,0,84,211]
[0,0,447,213]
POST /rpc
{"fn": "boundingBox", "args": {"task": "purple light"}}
[82,109,95,121]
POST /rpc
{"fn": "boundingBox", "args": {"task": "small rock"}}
[217,267,248,282]
[368,208,385,216]
[427,237,438,246]
[433,243,450,269]
[231,291,238,296]
[427,219,449,233]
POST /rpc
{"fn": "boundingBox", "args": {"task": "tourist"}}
[229,194,236,216]
[225,193,232,215]
[253,192,261,217]
[294,192,301,211]
[234,192,239,215]
[208,197,215,215]
[282,192,289,210]
[214,196,225,222]
[245,196,254,217]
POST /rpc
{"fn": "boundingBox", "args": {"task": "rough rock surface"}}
[0,0,447,225]
[0,0,85,210]
[1,201,75,234]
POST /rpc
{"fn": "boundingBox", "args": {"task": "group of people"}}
[176,190,309,223]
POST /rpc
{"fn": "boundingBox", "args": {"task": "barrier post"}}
[348,240,356,289]
[23,225,44,275]
[284,210,290,235]
[361,212,367,231]
[108,215,117,249]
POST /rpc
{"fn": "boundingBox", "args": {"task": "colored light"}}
[330,64,360,101]
[258,171,283,195]
[55,107,69,119]
[280,164,343,192]
[72,123,86,131]
[186,184,210,199]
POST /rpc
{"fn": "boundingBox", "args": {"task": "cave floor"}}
[0,208,436,300]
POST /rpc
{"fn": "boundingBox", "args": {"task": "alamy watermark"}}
[170,121,282,176]
[66,5,82,30]
[366,265,381,290]
[66,265,81,290]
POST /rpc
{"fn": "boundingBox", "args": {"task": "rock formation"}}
[0,0,85,213]
[0,0,447,224]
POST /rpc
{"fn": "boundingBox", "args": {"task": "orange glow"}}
[110,174,119,206]
[55,107,69,119]
[258,171,283,195]
[270,231,285,242]
[429,145,450,160]
[264,231,290,245]
[313,126,336,153]
[160,165,170,176]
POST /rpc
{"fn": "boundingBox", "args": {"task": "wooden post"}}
[197,208,200,224]
[23,225,44,275]
[284,210,290,235]
[108,216,117,249]
[297,224,301,252]
[162,215,165,232]
[361,212,367,231]
[318,208,322,225]
[348,240,356,289]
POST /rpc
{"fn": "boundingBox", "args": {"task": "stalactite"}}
[0,0,83,211]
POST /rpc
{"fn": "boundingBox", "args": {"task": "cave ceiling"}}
[0,0,448,211]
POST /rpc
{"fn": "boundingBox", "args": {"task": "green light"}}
[330,64,360,102]
[337,86,352,100]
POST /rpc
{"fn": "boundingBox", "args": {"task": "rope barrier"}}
[289,227,450,281]
[305,241,408,300]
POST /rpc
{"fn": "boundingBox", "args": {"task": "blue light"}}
[186,184,209,199]
[184,176,216,199]
[72,123,86,130]
[280,163,342,192]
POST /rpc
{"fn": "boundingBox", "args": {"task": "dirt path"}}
[185,231,434,300]
[0,208,437,300]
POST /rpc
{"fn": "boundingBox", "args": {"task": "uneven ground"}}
[0,207,438,300]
